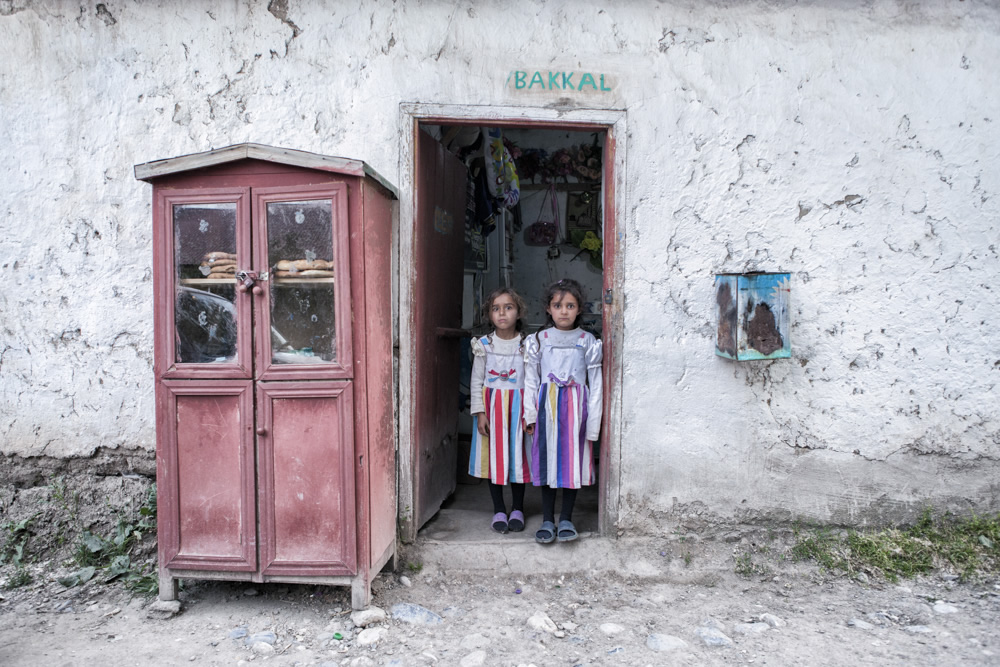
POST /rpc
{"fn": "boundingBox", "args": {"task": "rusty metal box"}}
[714,272,791,361]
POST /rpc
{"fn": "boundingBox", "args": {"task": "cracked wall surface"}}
[1,0,997,527]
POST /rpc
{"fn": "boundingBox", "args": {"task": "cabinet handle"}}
[252,285,263,296]
[256,427,267,436]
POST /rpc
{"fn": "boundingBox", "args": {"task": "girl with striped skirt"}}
[523,279,603,544]
[469,288,531,533]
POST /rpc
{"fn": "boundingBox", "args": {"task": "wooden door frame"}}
[397,103,627,542]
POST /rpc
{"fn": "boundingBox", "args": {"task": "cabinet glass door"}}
[159,189,251,378]
[254,185,352,380]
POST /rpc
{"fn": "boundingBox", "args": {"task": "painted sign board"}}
[715,272,791,361]
[506,70,614,93]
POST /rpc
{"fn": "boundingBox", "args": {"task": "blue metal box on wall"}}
[715,272,791,361]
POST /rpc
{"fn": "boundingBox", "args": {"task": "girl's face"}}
[489,293,519,336]
[546,291,579,331]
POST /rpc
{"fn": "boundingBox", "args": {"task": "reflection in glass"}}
[173,203,238,363]
[266,200,337,364]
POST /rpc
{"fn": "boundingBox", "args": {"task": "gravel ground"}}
[2,535,998,666]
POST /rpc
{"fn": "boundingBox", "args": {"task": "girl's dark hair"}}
[541,278,586,330]
[483,287,527,335]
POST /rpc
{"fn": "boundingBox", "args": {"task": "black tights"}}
[489,482,525,515]
[541,486,578,524]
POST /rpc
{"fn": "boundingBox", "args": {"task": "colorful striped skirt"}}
[531,381,595,489]
[469,387,530,485]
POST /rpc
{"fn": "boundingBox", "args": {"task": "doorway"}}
[398,105,626,543]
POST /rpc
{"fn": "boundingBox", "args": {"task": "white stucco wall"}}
[1,0,997,528]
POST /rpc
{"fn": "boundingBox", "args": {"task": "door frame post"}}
[397,103,627,542]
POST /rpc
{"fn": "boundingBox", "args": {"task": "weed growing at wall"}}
[791,509,1000,582]
[61,484,158,594]
[1,514,38,588]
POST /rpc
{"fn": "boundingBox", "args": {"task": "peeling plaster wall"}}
[1,1,997,527]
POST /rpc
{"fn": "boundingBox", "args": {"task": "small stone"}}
[527,612,558,634]
[460,650,486,667]
[146,600,182,619]
[561,620,579,632]
[733,622,770,635]
[245,631,277,646]
[391,603,443,625]
[847,619,875,630]
[933,602,959,614]
[940,574,960,582]
[701,618,727,632]
[351,607,388,628]
[356,627,386,646]
[904,625,933,634]
[243,588,259,596]
[228,627,248,639]
[695,626,733,647]
[440,606,466,618]
[867,612,893,626]
[349,657,376,667]
[607,647,624,655]
[646,633,688,652]
[759,613,785,628]
[251,642,275,656]
[399,576,412,588]
[600,622,626,636]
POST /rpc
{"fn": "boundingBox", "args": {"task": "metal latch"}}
[604,288,613,305]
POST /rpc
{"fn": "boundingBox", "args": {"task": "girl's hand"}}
[474,413,489,437]
[524,421,535,435]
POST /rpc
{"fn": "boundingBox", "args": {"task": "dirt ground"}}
[1,468,998,666]
[2,532,999,667]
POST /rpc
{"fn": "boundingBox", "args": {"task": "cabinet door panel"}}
[253,185,353,381]
[155,188,253,379]
[156,380,257,571]
[257,381,357,576]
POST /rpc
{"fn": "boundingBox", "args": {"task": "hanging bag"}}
[524,184,559,246]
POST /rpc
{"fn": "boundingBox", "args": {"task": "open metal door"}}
[410,127,467,531]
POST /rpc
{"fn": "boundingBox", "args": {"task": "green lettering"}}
[562,72,576,90]
[600,74,611,91]
[529,71,545,89]
[515,71,527,89]
[548,71,561,89]
[579,73,598,90]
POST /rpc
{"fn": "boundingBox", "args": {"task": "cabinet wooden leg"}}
[351,574,371,610]
[158,568,178,601]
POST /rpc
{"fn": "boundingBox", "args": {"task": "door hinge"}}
[604,288,613,305]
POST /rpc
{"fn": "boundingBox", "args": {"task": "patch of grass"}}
[64,483,158,595]
[4,567,32,589]
[791,509,1000,582]
[1,514,38,590]
[406,561,423,573]
[1,514,38,568]
[733,549,771,579]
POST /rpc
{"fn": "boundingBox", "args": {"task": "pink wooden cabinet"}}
[135,144,398,609]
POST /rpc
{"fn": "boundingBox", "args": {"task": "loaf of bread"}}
[206,272,235,280]
[203,251,237,262]
[275,258,333,272]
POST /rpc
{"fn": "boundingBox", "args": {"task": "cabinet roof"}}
[134,143,398,198]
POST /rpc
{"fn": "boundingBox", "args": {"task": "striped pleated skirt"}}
[530,381,595,489]
[469,387,530,485]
